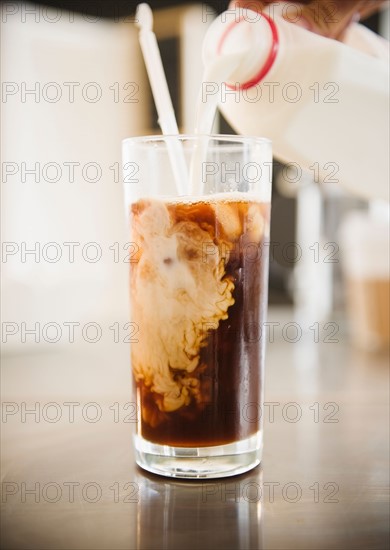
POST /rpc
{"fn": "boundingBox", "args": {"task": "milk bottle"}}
[201,8,389,201]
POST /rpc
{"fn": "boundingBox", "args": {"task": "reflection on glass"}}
[135,466,263,550]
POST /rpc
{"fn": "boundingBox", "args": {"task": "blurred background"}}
[1,0,389,355]
[1,3,389,549]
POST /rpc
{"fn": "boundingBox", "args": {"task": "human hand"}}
[229,1,388,40]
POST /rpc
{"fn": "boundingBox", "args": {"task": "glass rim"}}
[122,134,272,148]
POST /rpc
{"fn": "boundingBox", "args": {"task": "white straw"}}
[136,4,188,196]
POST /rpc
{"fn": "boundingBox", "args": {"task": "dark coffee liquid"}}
[130,198,270,447]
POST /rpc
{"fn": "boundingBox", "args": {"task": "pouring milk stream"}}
[193,8,389,201]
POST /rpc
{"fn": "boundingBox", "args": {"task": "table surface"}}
[1,308,389,550]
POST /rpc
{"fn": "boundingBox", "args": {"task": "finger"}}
[229,1,377,39]
[358,0,388,21]
[279,1,365,39]
[299,1,387,38]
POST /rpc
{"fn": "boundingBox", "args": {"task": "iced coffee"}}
[129,195,270,447]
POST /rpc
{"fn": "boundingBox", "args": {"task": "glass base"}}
[134,432,262,479]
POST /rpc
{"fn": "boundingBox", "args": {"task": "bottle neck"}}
[216,11,280,91]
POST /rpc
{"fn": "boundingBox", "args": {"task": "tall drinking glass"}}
[122,135,272,479]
